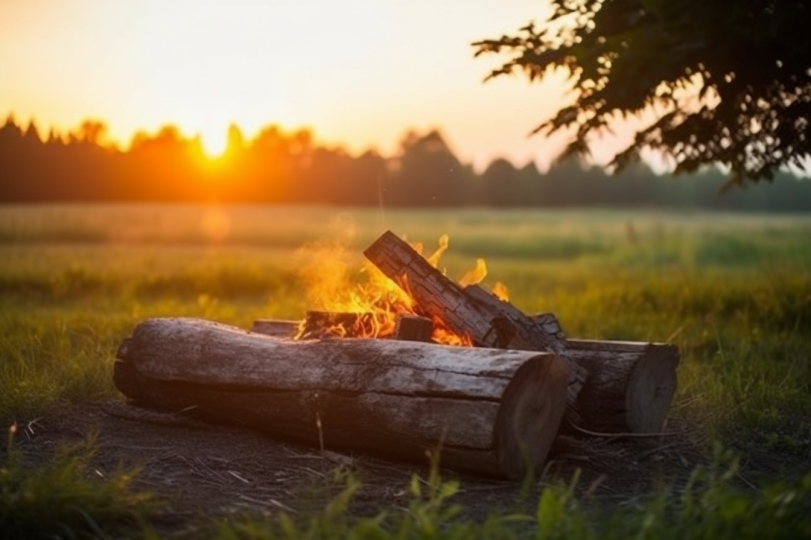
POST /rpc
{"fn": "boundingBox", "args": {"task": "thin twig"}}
[634,441,682,461]
[567,421,677,439]
[301,466,327,479]
[228,470,251,484]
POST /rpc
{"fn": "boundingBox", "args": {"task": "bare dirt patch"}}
[5,401,708,535]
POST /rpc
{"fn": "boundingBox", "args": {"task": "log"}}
[252,318,301,338]
[115,317,570,479]
[363,231,589,409]
[250,319,679,433]
[363,231,567,355]
[525,314,678,433]
[562,339,678,433]
[394,314,434,342]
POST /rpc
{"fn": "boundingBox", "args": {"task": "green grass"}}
[1,428,160,539]
[209,449,811,540]
[1,204,810,537]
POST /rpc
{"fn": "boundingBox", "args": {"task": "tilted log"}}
[115,317,570,479]
[363,230,588,408]
[251,318,679,433]
[363,231,566,354]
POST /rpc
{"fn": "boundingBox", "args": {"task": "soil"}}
[4,400,714,536]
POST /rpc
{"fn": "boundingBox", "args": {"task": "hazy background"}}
[1,0,586,171]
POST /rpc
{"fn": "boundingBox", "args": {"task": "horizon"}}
[0,0,637,172]
[0,112,545,170]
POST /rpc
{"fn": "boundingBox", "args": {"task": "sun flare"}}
[200,129,228,160]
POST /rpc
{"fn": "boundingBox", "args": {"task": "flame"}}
[492,281,510,302]
[456,257,510,302]
[295,234,415,340]
[295,233,506,346]
[426,234,449,268]
[431,319,473,347]
[459,258,487,287]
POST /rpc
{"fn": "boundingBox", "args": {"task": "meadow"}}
[1,203,810,538]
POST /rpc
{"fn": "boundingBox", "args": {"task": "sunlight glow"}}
[0,0,566,170]
[200,129,229,160]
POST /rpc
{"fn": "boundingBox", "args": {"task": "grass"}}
[207,460,811,540]
[0,203,810,537]
[1,427,160,539]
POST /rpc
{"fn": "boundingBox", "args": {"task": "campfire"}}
[295,231,568,353]
[292,233,485,346]
[114,230,680,479]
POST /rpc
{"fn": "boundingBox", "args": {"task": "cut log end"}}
[626,344,679,432]
[494,354,569,480]
[394,315,433,342]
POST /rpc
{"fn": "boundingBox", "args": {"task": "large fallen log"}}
[115,317,569,479]
[252,318,679,433]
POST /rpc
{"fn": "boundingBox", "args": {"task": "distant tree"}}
[72,120,108,145]
[543,157,604,205]
[482,158,521,207]
[388,130,470,207]
[350,150,388,206]
[473,0,811,186]
[126,125,203,201]
[516,163,546,206]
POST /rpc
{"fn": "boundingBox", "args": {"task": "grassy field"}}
[1,204,810,537]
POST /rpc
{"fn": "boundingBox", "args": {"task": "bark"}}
[115,317,569,479]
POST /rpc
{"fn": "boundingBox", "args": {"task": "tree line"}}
[1,116,809,211]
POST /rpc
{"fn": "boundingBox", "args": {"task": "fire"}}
[492,281,509,302]
[295,233,508,346]
[459,258,486,287]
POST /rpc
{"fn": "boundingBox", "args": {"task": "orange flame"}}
[295,234,508,346]
[459,258,487,287]
[492,281,509,302]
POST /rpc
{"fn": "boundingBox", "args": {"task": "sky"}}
[0,0,604,171]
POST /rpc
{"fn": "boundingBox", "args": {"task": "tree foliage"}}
[473,0,811,186]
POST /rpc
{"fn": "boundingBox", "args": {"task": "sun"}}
[200,128,228,160]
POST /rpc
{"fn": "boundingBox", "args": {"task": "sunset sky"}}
[0,0,607,170]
